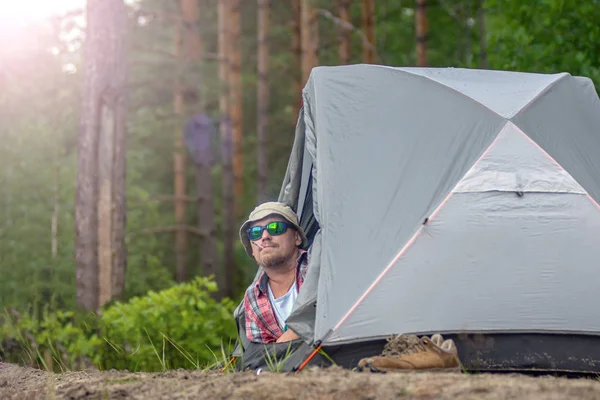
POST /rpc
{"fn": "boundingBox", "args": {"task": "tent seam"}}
[324,329,600,346]
[370,65,567,121]
[512,123,600,212]
[452,190,588,195]
[374,65,506,120]
[324,123,509,343]
[511,73,570,120]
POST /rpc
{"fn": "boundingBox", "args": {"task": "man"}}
[238,202,461,371]
[239,201,308,344]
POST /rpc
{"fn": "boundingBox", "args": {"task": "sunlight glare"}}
[0,0,85,31]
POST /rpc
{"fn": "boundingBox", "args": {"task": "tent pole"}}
[221,356,237,373]
[296,345,322,373]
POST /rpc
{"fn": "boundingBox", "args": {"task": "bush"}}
[0,276,238,372]
[0,308,101,371]
[97,276,237,371]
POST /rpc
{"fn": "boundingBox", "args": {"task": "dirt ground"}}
[2,362,600,400]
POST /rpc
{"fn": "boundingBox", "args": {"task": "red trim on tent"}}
[326,122,600,343]
[329,128,507,336]
[331,199,447,333]
[513,124,600,212]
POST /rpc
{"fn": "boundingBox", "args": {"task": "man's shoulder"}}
[244,270,265,300]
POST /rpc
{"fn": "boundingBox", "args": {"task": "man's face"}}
[249,215,301,269]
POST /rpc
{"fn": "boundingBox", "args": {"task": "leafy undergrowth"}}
[0,277,237,373]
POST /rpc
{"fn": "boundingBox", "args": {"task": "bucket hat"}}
[239,202,307,257]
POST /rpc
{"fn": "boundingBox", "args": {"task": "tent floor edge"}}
[321,332,600,376]
[294,344,322,373]
[238,339,328,372]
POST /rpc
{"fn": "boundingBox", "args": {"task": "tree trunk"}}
[97,0,129,307]
[301,0,310,83]
[416,0,428,66]
[292,0,302,115]
[173,19,188,283]
[478,0,487,69]
[97,101,115,307]
[456,1,464,63]
[338,0,351,64]
[76,0,105,311]
[45,159,60,304]
[465,2,472,65]
[51,162,60,259]
[195,164,218,278]
[5,165,12,229]
[181,0,219,285]
[301,0,317,84]
[181,0,202,62]
[311,7,319,65]
[111,26,129,301]
[257,0,269,202]
[76,0,128,311]
[361,0,375,63]
[219,0,236,298]
[230,0,244,213]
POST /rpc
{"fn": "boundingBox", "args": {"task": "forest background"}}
[1,0,599,372]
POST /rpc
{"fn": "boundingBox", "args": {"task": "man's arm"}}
[275,328,299,343]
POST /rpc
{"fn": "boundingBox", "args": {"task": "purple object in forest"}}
[183,113,216,165]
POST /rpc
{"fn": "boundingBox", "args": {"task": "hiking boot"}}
[381,334,421,357]
[431,333,458,353]
[357,334,461,373]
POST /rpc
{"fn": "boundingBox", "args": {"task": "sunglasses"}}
[247,221,295,241]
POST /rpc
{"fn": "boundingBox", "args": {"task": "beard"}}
[260,248,295,269]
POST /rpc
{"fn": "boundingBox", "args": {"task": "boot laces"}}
[381,334,423,357]
[399,338,428,355]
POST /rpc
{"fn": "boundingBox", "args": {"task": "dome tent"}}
[231,65,600,374]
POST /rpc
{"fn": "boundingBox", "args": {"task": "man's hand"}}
[276,329,299,343]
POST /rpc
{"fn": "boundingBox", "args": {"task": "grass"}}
[2,307,323,376]
[4,324,335,376]
[140,330,240,373]
[206,340,238,372]
[144,328,167,371]
[0,309,67,372]
[1,312,237,375]
[263,342,295,372]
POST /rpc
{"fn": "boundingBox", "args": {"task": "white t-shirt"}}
[267,283,298,329]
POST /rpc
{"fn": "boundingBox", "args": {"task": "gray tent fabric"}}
[232,65,600,369]
[278,110,307,210]
[307,65,506,342]
[393,67,567,119]
[285,229,322,343]
[512,75,600,204]
[333,191,600,343]
[453,122,586,194]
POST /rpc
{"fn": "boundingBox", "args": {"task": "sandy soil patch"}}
[2,362,600,399]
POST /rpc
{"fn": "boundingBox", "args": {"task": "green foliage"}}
[487,0,600,88]
[0,308,101,371]
[0,277,237,372]
[376,0,483,68]
[98,276,237,371]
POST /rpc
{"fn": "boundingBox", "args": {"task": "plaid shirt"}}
[243,250,308,343]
